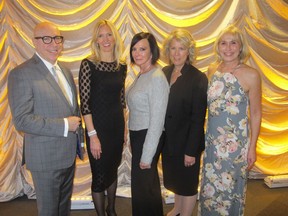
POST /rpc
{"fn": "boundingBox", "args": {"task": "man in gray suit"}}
[8,22,81,216]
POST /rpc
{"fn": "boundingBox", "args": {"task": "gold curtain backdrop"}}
[0,0,287,201]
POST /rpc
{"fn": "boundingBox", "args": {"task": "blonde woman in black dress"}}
[161,29,208,216]
[79,20,126,216]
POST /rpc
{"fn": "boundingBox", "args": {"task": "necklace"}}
[170,69,182,86]
[219,62,241,74]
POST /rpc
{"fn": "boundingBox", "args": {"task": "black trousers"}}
[130,129,163,216]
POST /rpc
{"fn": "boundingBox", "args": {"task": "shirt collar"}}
[35,52,58,70]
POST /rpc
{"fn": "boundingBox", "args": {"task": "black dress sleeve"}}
[120,64,127,108]
[79,59,92,115]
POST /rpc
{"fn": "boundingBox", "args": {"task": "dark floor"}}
[1,179,288,216]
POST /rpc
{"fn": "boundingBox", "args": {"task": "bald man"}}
[8,22,81,216]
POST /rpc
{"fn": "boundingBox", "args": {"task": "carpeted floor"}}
[1,179,288,216]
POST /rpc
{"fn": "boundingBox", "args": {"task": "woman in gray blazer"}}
[161,29,208,216]
[127,32,169,216]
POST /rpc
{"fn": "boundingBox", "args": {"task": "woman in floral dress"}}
[198,25,262,216]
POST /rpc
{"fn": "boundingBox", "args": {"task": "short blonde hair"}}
[162,29,196,65]
[90,20,124,67]
[214,25,250,63]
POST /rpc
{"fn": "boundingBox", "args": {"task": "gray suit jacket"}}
[8,54,79,171]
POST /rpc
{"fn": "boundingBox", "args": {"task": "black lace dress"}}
[79,58,127,192]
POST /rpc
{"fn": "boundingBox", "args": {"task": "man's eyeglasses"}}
[34,36,64,44]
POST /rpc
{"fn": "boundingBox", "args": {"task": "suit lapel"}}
[59,66,78,111]
[33,55,61,92]
[163,65,174,84]
[32,55,75,110]
[164,64,185,89]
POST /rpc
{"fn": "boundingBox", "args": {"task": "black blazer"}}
[163,63,208,157]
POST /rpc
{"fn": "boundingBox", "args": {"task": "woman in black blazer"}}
[161,29,208,216]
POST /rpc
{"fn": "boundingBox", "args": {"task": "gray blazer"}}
[8,54,79,171]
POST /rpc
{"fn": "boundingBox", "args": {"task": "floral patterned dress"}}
[199,71,249,216]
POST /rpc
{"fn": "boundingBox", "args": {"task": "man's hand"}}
[67,116,81,132]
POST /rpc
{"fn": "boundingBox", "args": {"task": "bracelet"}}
[88,129,97,137]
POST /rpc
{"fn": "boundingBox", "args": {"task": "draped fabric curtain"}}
[0,0,287,201]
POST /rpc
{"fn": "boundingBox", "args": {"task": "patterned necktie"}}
[51,66,73,106]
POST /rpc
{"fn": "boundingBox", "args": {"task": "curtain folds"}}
[0,0,287,201]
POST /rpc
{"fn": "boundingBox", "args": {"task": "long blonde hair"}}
[90,20,124,67]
